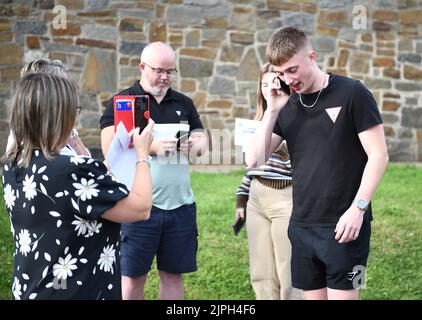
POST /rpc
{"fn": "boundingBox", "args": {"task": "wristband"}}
[135,158,150,167]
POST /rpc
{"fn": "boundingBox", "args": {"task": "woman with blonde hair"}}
[235,63,302,300]
[3,73,154,299]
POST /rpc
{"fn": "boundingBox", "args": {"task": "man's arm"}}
[355,124,389,204]
[67,129,91,157]
[101,126,115,157]
[245,79,289,168]
[245,124,282,168]
[335,124,389,243]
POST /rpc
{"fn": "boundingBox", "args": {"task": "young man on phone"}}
[247,27,389,300]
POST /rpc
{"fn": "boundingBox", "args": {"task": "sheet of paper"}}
[234,118,260,151]
[105,122,192,188]
[153,123,190,164]
[153,123,190,140]
[105,121,137,190]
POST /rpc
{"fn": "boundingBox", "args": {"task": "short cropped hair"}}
[266,27,311,66]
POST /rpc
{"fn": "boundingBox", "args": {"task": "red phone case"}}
[113,95,150,133]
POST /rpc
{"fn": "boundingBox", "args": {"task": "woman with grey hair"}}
[6,58,90,157]
[20,58,67,78]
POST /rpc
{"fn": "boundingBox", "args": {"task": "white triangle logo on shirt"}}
[176,110,181,116]
[325,106,342,124]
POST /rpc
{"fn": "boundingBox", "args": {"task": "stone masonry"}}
[1,0,422,162]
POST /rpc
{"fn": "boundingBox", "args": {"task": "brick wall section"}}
[0,0,422,161]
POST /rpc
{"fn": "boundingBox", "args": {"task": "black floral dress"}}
[2,150,129,299]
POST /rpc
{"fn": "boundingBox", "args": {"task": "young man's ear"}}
[308,51,317,65]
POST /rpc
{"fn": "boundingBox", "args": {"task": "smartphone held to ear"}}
[274,77,291,96]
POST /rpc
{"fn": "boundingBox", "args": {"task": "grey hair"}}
[20,58,68,78]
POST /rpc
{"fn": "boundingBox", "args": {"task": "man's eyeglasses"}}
[142,62,177,78]
[76,106,82,115]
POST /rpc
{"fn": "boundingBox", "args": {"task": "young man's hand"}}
[335,206,364,243]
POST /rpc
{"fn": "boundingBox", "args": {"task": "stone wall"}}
[1,0,422,161]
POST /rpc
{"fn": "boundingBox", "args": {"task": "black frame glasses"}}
[142,62,177,78]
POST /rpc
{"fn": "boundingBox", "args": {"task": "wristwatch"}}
[354,199,369,211]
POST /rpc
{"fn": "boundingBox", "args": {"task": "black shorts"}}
[287,221,371,290]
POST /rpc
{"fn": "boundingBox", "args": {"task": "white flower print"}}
[70,156,86,165]
[18,229,32,257]
[12,277,22,300]
[71,215,90,236]
[97,244,115,274]
[4,184,16,210]
[73,178,99,201]
[53,253,78,280]
[86,220,102,237]
[22,174,37,200]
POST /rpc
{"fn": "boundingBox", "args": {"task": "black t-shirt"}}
[100,81,203,130]
[273,74,382,227]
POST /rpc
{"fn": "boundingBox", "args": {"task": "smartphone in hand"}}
[175,130,190,151]
[134,95,150,134]
[274,76,291,96]
[232,216,245,236]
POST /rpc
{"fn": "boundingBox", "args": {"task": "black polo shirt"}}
[100,81,203,130]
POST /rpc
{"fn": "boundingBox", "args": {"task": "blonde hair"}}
[7,73,78,167]
[254,63,273,121]
[266,27,311,66]
[20,59,67,78]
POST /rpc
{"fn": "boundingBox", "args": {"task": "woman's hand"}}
[131,119,154,159]
[235,207,245,220]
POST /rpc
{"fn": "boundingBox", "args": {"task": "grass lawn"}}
[1,163,421,299]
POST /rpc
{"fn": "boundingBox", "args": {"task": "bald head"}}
[139,42,177,98]
[141,42,176,66]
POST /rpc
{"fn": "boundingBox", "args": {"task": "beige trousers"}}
[246,180,303,300]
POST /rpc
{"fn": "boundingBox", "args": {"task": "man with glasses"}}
[100,42,207,300]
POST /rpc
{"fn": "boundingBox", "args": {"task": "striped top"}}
[235,141,292,210]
